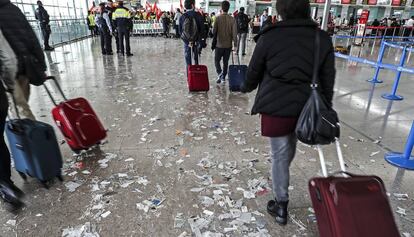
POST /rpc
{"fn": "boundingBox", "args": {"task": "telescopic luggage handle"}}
[231,52,240,65]
[43,76,68,106]
[317,138,346,177]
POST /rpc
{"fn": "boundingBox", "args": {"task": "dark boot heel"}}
[267,199,289,226]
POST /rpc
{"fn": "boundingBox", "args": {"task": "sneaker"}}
[44,46,54,51]
[126,53,134,57]
[216,74,223,84]
[267,199,289,225]
[242,53,246,56]
[221,77,226,83]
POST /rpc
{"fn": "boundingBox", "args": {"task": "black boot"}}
[267,199,289,225]
[0,182,24,210]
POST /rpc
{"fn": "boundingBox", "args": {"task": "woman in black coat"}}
[241,0,335,226]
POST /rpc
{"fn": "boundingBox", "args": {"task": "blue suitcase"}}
[228,54,247,92]
[5,97,63,188]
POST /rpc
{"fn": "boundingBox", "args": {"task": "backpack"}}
[238,14,249,31]
[181,14,199,42]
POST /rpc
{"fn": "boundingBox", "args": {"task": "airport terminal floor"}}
[1,36,414,236]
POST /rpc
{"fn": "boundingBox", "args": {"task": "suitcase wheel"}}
[18,172,27,181]
[57,175,64,182]
[41,181,49,189]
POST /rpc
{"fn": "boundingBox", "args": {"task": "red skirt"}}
[261,114,298,137]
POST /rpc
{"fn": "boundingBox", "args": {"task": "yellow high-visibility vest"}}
[88,14,95,26]
[112,8,131,20]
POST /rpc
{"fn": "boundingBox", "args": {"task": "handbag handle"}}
[311,29,321,88]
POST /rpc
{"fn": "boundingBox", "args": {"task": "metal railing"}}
[28,19,90,47]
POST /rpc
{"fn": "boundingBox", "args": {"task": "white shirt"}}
[406,18,414,27]
[174,12,182,25]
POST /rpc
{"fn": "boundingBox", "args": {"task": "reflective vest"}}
[112,7,131,30]
[88,14,95,26]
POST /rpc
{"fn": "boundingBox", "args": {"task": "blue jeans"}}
[270,133,297,202]
[184,44,199,66]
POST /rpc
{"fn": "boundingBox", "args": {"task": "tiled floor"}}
[0,36,413,237]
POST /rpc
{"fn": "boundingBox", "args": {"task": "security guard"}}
[96,3,113,55]
[87,11,97,37]
[112,1,133,56]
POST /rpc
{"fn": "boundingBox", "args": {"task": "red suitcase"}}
[44,77,107,153]
[187,46,209,92]
[309,141,400,237]
[188,65,209,92]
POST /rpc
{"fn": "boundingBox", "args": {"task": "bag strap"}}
[311,29,321,88]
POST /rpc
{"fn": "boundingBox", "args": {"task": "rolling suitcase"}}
[5,94,63,187]
[228,54,247,92]
[44,77,107,153]
[187,45,209,92]
[309,141,400,237]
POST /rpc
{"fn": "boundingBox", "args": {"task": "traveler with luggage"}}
[241,0,335,225]
[236,7,249,56]
[112,0,133,56]
[35,1,54,51]
[0,0,47,121]
[0,28,24,210]
[179,0,205,67]
[212,0,237,84]
[96,3,113,55]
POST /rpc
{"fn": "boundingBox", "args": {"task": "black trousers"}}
[118,29,131,55]
[99,28,112,54]
[214,48,232,78]
[40,24,51,48]
[0,98,11,183]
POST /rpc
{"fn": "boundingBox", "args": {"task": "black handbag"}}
[295,30,340,145]
[23,55,46,86]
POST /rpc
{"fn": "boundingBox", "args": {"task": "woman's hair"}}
[276,0,311,20]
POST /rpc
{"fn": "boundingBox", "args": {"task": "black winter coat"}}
[0,0,47,74]
[241,19,335,117]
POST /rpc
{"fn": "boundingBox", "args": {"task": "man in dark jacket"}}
[236,7,249,56]
[179,0,205,67]
[106,0,121,53]
[0,0,47,120]
[35,1,54,51]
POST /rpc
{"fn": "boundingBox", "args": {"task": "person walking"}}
[87,10,97,37]
[96,2,113,55]
[35,1,54,51]
[241,0,335,226]
[179,0,204,67]
[112,0,133,56]
[236,7,249,56]
[212,0,237,84]
[174,8,182,38]
[0,27,24,210]
[0,0,47,120]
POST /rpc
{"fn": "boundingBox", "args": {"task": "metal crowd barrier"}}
[335,39,414,101]
[385,121,414,170]
[132,20,163,35]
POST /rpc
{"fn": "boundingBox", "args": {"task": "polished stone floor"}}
[0,36,413,237]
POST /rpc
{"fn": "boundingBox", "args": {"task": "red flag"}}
[145,1,152,11]
[180,0,184,11]
[152,2,157,13]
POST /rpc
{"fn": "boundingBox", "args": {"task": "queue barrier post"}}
[382,46,407,101]
[385,121,414,170]
[368,40,386,83]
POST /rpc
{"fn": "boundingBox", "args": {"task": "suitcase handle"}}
[231,52,240,66]
[317,139,346,177]
[43,76,68,106]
